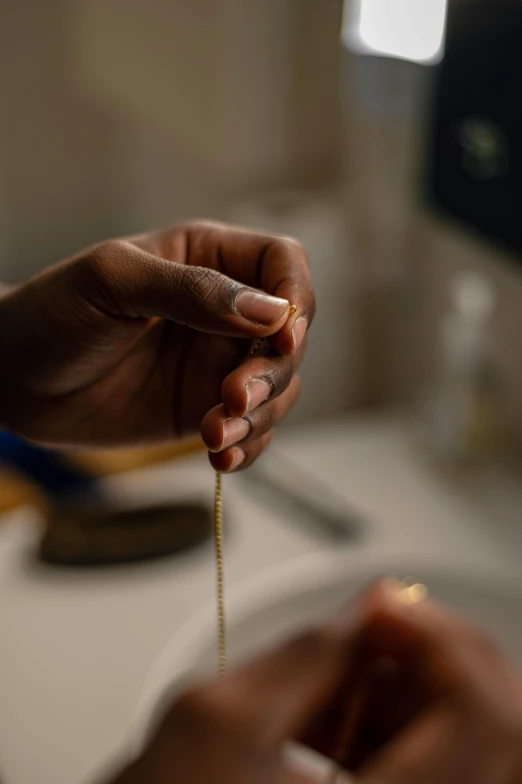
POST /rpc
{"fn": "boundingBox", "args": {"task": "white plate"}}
[132,552,522,756]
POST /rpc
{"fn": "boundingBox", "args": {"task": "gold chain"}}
[210,309,431,784]
[214,471,226,678]
[213,304,297,679]
[212,306,428,776]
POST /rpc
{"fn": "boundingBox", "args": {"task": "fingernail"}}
[245,378,271,412]
[225,447,245,472]
[235,290,289,326]
[291,317,308,353]
[221,418,250,450]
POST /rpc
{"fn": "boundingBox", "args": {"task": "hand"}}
[0,221,314,467]
[336,583,522,784]
[107,582,522,784]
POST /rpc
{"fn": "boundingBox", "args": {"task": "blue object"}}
[0,432,100,503]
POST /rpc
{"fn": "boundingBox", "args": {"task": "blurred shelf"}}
[70,437,204,475]
[0,438,205,515]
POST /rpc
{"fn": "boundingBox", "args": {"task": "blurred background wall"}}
[0,0,343,271]
[1,0,521,448]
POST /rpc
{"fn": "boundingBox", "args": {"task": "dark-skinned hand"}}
[107,581,522,784]
[0,221,314,470]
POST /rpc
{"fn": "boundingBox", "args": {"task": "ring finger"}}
[203,376,301,473]
[219,340,305,419]
[202,374,301,454]
[208,429,274,473]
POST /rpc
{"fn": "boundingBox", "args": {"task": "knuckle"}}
[261,375,300,429]
[184,267,232,309]
[268,359,293,397]
[71,240,130,312]
[275,235,304,253]
[186,219,226,232]
[280,360,294,390]
[251,406,273,435]
[89,240,128,278]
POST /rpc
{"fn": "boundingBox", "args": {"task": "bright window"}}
[343,0,449,64]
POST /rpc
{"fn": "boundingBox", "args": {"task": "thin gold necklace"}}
[214,419,427,779]
[213,471,226,678]
[211,311,428,784]
[213,304,297,679]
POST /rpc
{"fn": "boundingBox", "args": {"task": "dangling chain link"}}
[214,471,226,678]
[213,304,297,679]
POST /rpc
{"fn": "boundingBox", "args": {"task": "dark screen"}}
[424,0,522,258]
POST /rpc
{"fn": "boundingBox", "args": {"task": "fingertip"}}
[356,579,441,659]
[326,579,407,649]
[270,327,294,357]
[270,307,308,357]
[221,375,248,418]
[201,404,226,452]
[358,577,427,610]
[209,446,246,473]
[357,578,423,626]
[235,290,289,332]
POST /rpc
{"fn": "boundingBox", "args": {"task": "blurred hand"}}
[0,221,314,468]
[321,583,522,784]
[107,581,522,784]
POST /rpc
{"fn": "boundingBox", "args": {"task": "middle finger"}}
[219,341,306,419]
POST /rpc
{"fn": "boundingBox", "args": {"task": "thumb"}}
[79,240,290,337]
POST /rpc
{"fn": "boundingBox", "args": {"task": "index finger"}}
[151,221,315,355]
[244,233,315,356]
[199,223,315,356]
[363,591,516,700]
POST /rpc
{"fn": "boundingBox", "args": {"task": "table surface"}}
[0,414,521,784]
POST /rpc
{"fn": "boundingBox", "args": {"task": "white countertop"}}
[0,415,520,784]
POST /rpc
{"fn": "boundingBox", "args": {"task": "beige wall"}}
[0,0,342,280]
[0,0,351,424]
